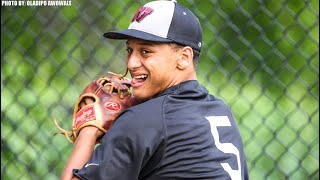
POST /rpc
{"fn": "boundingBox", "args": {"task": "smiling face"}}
[126,38,196,101]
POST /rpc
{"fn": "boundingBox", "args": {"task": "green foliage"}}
[1,0,319,179]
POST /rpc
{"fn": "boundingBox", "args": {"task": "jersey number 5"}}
[206,116,242,180]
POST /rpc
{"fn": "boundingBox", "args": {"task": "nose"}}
[126,52,142,70]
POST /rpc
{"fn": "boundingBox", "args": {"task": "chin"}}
[132,91,145,101]
[132,91,152,103]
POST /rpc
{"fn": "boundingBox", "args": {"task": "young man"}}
[61,0,249,179]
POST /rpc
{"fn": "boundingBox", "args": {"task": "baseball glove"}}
[54,71,136,143]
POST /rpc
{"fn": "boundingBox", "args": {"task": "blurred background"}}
[1,0,319,179]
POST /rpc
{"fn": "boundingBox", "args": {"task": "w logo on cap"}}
[131,7,153,23]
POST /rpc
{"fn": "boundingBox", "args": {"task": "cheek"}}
[149,56,177,71]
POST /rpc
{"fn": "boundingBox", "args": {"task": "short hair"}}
[169,43,200,69]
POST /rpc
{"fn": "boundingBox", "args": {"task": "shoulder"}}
[98,97,167,173]
[123,96,166,121]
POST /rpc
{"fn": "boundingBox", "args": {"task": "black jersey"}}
[73,80,249,180]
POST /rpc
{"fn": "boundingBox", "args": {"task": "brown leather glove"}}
[54,71,136,143]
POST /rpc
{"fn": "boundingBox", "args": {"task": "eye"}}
[141,49,150,55]
[126,47,132,54]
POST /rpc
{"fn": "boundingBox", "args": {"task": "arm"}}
[60,127,101,180]
[57,73,135,179]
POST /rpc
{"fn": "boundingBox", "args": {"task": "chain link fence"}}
[1,0,319,179]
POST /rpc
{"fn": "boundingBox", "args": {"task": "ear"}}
[177,46,193,70]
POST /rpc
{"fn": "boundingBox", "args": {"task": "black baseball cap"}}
[103,0,203,52]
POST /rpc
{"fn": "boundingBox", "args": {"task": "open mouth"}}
[131,74,148,86]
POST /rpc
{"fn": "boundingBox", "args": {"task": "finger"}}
[79,100,86,109]
[85,97,95,104]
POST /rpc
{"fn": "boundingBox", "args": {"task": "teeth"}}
[134,75,148,79]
